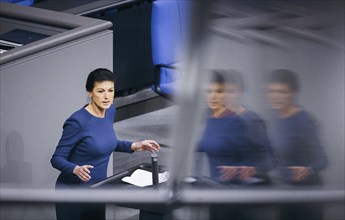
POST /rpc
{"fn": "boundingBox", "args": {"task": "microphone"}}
[151,153,159,189]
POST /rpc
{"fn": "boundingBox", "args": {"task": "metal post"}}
[151,153,159,189]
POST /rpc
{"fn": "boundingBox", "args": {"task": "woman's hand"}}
[237,166,257,181]
[73,165,94,182]
[131,140,160,153]
[288,166,313,183]
[218,166,238,182]
[218,166,257,182]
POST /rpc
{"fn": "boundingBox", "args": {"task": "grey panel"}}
[1,30,113,188]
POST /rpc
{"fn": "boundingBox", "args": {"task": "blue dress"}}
[239,110,275,174]
[197,110,252,181]
[51,104,133,220]
[270,110,328,185]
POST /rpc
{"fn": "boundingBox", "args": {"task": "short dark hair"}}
[267,69,299,92]
[224,69,245,92]
[210,70,226,84]
[85,68,116,92]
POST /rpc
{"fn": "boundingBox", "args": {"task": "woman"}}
[197,70,252,183]
[197,70,267,220]
[266,69,328,220]
[266,69,327,185]
[51,68,160,220]
[224,70,275,183]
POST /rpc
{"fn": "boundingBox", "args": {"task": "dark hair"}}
[210,70,226,84]
[224,69,245,92]
[267,69,299,92]
[85,68,116,92]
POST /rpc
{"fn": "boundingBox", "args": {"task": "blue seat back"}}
[151,0,192,98]
[0,0,34,6]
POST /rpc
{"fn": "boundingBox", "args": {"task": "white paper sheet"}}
[121,169,169,187]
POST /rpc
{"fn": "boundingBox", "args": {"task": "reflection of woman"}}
[266,69,327,185]
[225,70,275,182]
[197,71,253,183]
[266,69,328,220]
[51,68,160,220]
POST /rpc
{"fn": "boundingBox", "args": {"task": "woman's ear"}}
[87,91,92,99]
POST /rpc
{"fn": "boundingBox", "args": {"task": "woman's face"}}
[207,83,226,111]
[267,82,295,110]
[88,80,115,110]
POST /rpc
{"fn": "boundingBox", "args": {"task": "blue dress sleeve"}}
[51,118,82,175]
[245,118,276,172]
[305,117,328,171]
[115,140,133,153]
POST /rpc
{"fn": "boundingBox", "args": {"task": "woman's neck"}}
[228,104,246,115]
[278,105,300,118]
[211,106,227,118]
[85,102,106,118]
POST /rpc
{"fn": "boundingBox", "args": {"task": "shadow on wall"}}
[0,131,34,219]
[0,130,33,187]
